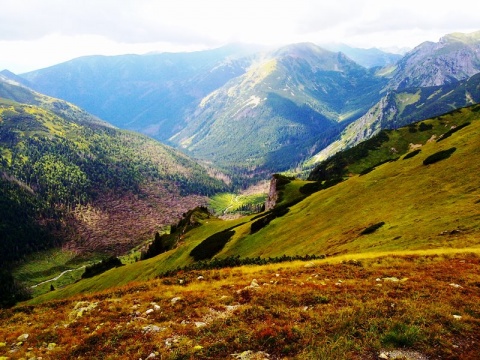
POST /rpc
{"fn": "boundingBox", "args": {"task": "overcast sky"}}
[0,0,478,73]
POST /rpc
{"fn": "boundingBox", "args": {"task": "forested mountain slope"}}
[0,80,227,264]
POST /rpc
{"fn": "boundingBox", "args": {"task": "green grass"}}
[12,249,104,297]
[209,192,266,215]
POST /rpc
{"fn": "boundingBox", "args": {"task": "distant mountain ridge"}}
[171,43,386,181]
[388,30,480,90]
[322,43,402,68]
[14,31,480,181]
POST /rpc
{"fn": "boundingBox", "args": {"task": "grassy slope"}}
[224,108,480,257]
[29,105,480,305]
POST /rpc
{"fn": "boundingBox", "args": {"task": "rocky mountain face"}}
[309,32,480,164]
[388,31,480,90]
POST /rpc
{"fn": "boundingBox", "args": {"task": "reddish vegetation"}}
[1,254,479,359]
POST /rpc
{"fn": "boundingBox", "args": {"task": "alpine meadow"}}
[1,24,480,360]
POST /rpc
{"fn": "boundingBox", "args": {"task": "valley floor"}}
[1,251,479,359]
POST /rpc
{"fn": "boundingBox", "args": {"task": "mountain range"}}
[10,31,480,183]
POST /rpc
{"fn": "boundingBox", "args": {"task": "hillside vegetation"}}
[1,253,479,359]
[1,104,479,358]
[0,80,230,304]
[28,103,480,304]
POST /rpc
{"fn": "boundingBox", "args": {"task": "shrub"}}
[141,232,176,260]
[251,206,290,234]
[360,222,385,235]
[418,122,433,131]
[437,122,470,142]
[0,269,32,308]
[190,230,235,261]
[381,323,423,347]
[403,149,421,160]
[359,159,397,176]
[82,256,123,279]
[423,147,456,165]
[299,177,343,195]
[160,254,326,277]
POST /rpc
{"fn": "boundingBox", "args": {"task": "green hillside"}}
[30,104,480,304]
[0,81,229,299]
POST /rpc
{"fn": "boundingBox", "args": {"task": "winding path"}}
[30,265,86,288]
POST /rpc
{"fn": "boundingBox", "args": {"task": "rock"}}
[231,350,271,359]
[17,334,29,342]
[195,322,207,328]
[378,349,428,360]
[142,325,164,334]
[47,343,57,351]
[250,279,259,288]
[153,304,161,311]
[145,309,154,315]
[197,276,204,280]
[178,279,184,285]
[193,345,203,351]
[146,352,156,359]
[453,315,462,320]
[382,277,400,282]
[449,283,462,288]
[171,297,182,304]
[376,278,382,282]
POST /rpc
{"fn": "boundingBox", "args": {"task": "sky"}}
[0,0,478,73]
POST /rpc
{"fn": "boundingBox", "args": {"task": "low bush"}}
[403,149,421,160]
[140,232,176,260]
[190,230,236,261]
[423,147,456,165]
[251,206,290,234]
[82,256,123,279]
[160,254,326,277]
[360,222,385,235]
[359,159,397,176]
[299,177,343,195]
[418,122,433,131]
[381,323,423,347]
[437,122,470,142]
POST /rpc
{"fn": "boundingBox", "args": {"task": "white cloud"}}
[0,0,478,73]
